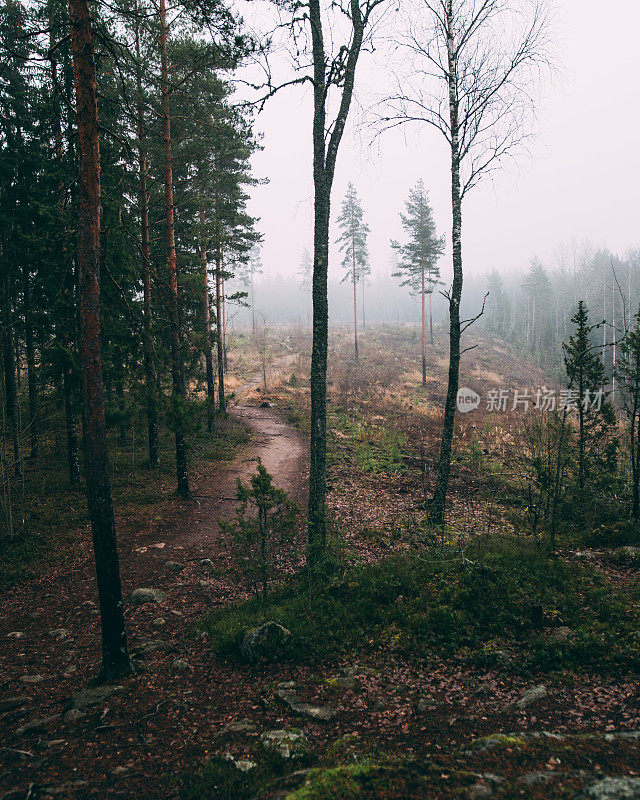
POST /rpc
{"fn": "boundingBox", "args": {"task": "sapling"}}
[221,461,298,597]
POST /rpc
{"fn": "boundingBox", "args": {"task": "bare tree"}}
[379,0,550,523]
[270,0,388,567]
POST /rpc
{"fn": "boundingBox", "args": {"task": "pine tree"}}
[391,179,444,386]
[336,183,369,359]
[563,301,613,494]
[617,306,640,518]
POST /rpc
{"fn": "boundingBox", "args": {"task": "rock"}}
[130,588,167,605]
[131,639,167,657]
[234,759,258,773]
[260,401,271,408]
[586,777,640,799]
[64,708,86,723]
[467,783,493,799]
[218,718,257,736]
[50,628,71,640]
[199,580,211,587]
[171,658,189,674]
[200,558,214,568]
[276,684,335,722]
[69,684,123,711]
[7,632,24,639]
[518,772,556,786]
[164,561,184,572]
[260,729,311,761]
[325,675,356,690]
[240,621,292,664]
[503,685,548,711]
[62,664,78,677]
[112,766,128,776]
[621,546,640,558]
[153,618,166,627]
[545,626,574,644]
[19,674,48,684]
[467,734,528,753]
[0,696,30,712]
[15,715,60,737]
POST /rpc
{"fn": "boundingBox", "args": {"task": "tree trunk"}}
[22,266,38,458]
[430,4,462,525]
[352,258,358,360]
[215,242,225,412]
[68,0,131,680]
[421,258,426,388]
[159,0,189,498]
[135,21,159,468]
[62,361,81,488]
[307,0,365,567]
[1,278,21,477]
[429,290,434,346]
[221,268,228,373]
[200,207,216,432]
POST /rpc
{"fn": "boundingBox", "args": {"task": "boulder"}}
[503,685,547,711]
[276,684,335,721]
[164,561,184,573]
[260,729,311,761]
[15,715,60,738]
[130,588,167,605]
[240,621,292,664]
[586,777,640,799]
[171,658,190,674]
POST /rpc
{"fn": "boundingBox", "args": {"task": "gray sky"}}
[245,0,640,285]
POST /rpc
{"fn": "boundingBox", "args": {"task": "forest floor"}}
[2,331,640,800]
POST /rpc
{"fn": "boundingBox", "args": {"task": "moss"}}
[284,763,429,800]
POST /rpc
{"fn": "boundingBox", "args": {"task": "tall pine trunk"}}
[352,255,358,360]
[68,0,130,679]
[62,360,81,487]
[159,0,188,497]
[430,3,463,524]
[1,276,21,477]
[135,21,159,468]
[215,241,225,412]
[421,258,426,388]
[22,266,38,458]
[429,291,433,346]
[200,207,216,431]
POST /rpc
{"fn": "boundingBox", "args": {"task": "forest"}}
[1,0,640,798]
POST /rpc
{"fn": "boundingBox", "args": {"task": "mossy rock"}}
[466,733,529,752]
[283,763,430,800]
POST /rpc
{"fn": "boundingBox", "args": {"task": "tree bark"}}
[159,0,188,497]
[430,0,462,524]
[22,266,38,458]
[307,0,365,567]
[215,240,225,412]
[1,277,21,477]
[352,252,358,360]
[68,0,130,680]
[200,207,216,431]
[62,361,81,487]
[421,257,426,388]
[135,20,159,468]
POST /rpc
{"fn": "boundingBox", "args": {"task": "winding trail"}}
[0,364,308,799]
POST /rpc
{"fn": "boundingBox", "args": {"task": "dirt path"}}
[0,389,307,800]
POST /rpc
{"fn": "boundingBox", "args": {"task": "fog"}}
[245,0,640,290]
